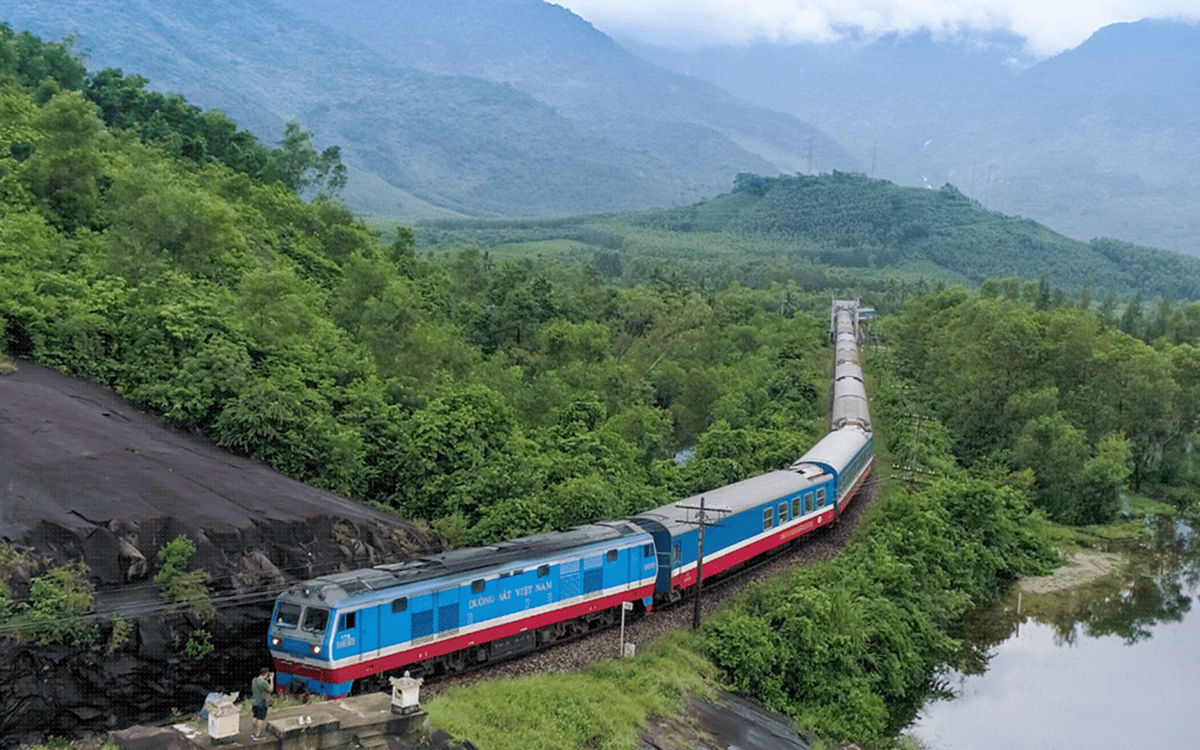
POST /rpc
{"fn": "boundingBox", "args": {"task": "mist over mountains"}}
[4,2,1197,254]
[4,0,854,218]
[628,19,1200,254]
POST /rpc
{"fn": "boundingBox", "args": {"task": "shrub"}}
[9,561,98,648]
[154,535,214,619]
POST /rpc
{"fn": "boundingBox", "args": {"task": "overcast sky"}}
[556,0,1200,57]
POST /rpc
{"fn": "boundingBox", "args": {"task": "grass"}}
[425,631,717,750]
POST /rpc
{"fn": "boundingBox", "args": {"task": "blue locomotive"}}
[269,299,874,696]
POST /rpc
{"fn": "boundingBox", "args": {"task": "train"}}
[268,299,874,696]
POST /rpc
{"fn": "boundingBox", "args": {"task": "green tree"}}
[1078,433,1131,523]
[1013,413,1092,523]
[391,384,522,521]
[20,90,115,233]
[267,121,347,198]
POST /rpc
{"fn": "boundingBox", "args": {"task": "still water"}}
[908,519,1200,750]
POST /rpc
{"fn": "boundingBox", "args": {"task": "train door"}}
[359,604,379,660]
[332,609,360,663]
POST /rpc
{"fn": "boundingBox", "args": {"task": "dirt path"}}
[1018,550,1125,594]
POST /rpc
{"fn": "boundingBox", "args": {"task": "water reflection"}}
[909,515,1200,750]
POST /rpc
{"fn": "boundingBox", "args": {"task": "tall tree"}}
[267,121,347,198]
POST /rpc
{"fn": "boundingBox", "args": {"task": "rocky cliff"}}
[0,360,441,746]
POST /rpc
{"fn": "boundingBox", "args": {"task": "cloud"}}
[556,0,1200,57]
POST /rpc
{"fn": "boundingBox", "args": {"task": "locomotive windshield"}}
[302,606,329,633]
[275,602,301,627]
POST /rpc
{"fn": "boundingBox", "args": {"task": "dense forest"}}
[4,26,1200,748]
[417,171,1200,306]
[0,26,837,550]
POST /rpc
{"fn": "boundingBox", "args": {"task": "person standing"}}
[250,667,273,740]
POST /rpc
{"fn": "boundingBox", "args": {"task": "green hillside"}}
[2,0,833,219]
[415,171,1200,304]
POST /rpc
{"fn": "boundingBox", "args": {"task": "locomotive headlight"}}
[310,644,321,655]
[271,637,281,647]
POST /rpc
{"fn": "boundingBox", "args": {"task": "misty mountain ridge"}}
[272,0,857,176]
[4,0,850,218]
[4,3,1198,254]
[629,18,1200,254]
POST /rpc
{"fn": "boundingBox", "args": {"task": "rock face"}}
[0,361,441,746]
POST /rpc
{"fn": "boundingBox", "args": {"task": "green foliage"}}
[106,613,131,654]
[183,627,214,659]
[424,172,1200,304]
[0,25,87,96]
[4,561,98,648]
[885,290,1199,522]
[426,633,715,750]
[154,536,214,620]
[266,121,347,198]
[86,68,274,180]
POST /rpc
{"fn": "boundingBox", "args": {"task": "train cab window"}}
[275,602,301,627]
[302,606,329,633]
[339,611,356,631]
[606,549,618,563]
[816,488,827,508]
[763,508,773,530]
[471,579,486,593]
[779,502,788,522]
[537,565,550,578]
[643,543,654,559]
[391,597,408,613]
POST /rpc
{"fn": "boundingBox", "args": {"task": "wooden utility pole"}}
[676,496,728,630]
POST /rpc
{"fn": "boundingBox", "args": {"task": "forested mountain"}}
[2,0,853,218]
[425,171,1200,306]
[273,0,857,177]
[629,20,1200,255]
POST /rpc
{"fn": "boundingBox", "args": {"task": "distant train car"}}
[831,372,871,431]
[631,466,839,598]
[269,299,874,696]
[793,427,873,515]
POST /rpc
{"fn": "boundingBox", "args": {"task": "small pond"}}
[907,517,1199,749]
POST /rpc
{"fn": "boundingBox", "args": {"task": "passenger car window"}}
[762,508,773,530]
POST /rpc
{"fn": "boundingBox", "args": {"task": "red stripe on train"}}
[669,457,874,589]
[277,583,656,684]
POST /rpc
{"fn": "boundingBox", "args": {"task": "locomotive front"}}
[268,581,346,695]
